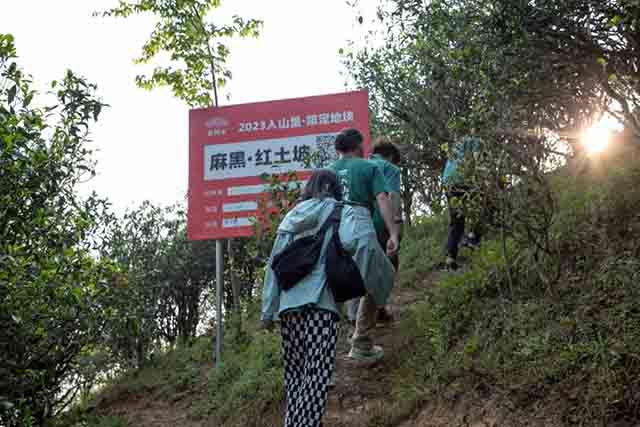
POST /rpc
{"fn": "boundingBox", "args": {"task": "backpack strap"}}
[328,203,344,242]
[332,203,344,227]
[313,202,341,240]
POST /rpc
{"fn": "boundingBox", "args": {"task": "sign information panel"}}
[188,90,370,240]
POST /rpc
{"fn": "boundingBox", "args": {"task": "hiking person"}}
[328,128,400,363]
[345,137,403,324]
[442,136,482,271]
[369,138,403,322]
[261,169,395,427]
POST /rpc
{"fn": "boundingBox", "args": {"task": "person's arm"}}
[370,164,400,254]
[390,191,403,229]
[388,167,403,223]
[376,192,400,255]
[390,192,401,220]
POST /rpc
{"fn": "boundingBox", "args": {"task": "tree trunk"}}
[402,190,413,227]
[400,168,413,226]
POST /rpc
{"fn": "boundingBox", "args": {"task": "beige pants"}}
[350,293,378,351]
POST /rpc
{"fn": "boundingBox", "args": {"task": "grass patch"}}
[73,304,285,427]
[91,335,212,407]
[386,155,640,425]
[191,328,284,426]
[398,214,448,289]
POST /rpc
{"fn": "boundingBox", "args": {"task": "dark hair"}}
[301,169,343,201]
[334,128,364,154]
[372,137,401,165]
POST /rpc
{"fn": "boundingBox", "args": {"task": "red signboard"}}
[188,90,370,241]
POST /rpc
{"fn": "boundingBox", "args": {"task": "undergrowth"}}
[397,214,448,289]
[192,322,284,426]
[62,304,284,427]
[387,152,640,426]
[65,151,640,427]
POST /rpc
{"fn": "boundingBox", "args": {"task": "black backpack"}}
[270,203,366,303]
[325,204,366,303]
[270,207,334,292]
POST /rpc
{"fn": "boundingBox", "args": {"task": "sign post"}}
[187,90,370,366]
[215,239,223,365]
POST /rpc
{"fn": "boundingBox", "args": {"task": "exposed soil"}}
[93,274,436,427]
[93,381,207,427]
[94,270,586,427]
[323,273,439,427]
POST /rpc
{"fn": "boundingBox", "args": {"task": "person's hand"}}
[386,234,399,256]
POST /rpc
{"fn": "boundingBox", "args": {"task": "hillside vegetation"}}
[63,147,640,427]
[387,149,640,426]
[5,1,640,424]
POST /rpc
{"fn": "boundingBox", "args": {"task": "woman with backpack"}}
[261,168,394,427]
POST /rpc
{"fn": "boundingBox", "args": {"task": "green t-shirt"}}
[329,157,387,212]
[369,154,401,234]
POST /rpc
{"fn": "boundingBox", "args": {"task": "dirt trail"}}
[94,274,438,427]
[323,273,439,427]
[94,378,208,427]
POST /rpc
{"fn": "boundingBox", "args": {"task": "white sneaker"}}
[348,344,384,364]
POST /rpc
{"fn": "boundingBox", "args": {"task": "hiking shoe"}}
[462,233,480,249]
[376,307,394,325]
[442,257,458,272]
[348,345,384,364]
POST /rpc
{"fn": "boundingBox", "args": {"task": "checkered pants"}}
[280,308,338,427]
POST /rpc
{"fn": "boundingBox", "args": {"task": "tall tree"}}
[99,0,262,107]
[344,0,638,282]
[99,0,264,318]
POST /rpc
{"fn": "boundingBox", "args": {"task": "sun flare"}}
[581,117,619,155]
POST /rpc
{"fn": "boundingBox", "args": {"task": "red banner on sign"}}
[187,90,370,241]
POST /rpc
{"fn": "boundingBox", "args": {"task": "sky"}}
[1,0,374,213]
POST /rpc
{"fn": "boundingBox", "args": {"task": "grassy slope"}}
[61,214,448,427]
[61,306,284,427]
[65,150,640,427]
[386,150,640,426]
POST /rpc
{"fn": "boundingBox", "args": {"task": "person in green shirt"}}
[368,138,403,323]
[328,128,399,364]
[369,138,402,264]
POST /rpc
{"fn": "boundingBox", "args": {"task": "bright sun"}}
[581,117,619,155]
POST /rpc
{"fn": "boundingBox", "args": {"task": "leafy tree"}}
[344,0,485,213]
[0,33,116,425]
[486,0,640,139]
[99,202,219,368]
[99,202,171,369]
[343,0,610,279]
[157,212,217,345]
[98,0,262,107]
[99,0,265,324]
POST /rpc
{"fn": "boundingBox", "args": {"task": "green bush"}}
[390,157,640,424]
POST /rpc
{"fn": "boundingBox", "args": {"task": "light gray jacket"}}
[261,198,395,321]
